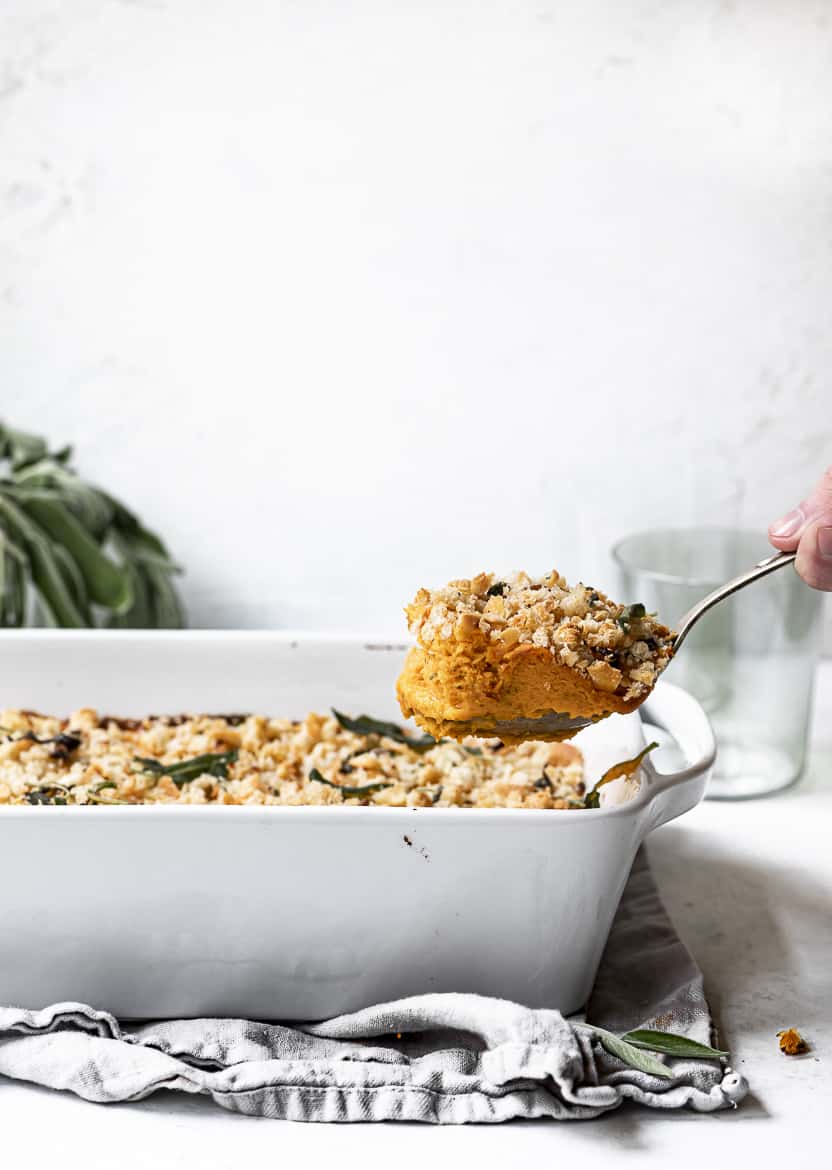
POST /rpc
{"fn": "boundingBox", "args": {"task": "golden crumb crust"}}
[397,570,674,741]
[0,707,588,810]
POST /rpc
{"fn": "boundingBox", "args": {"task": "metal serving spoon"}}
[446,550,798,740]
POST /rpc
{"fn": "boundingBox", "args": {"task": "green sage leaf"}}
[0,532,27,627]
[621,1030,728,1059]
[594,1029,673,1079]
[51,541,91,621]
[109,526,183,629]
[1,542,26,626]
[0,495,86,626]
[16,490,133,613]
[145,559,185,629]
[1,426,185,629]
[108,561,153,629]
[0,424,47,471]
[13,459,115,538]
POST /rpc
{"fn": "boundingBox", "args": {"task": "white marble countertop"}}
[3,667,831,1169]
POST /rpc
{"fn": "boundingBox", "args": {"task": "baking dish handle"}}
[637,680,716,831]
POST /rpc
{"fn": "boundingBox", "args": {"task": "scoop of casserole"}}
[397,570,675,742]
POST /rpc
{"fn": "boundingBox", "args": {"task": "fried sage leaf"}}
[134,749,238,787]
[87,781,130,805]
[618,602,646,631]
[25,782,71,805]
[331,709,436,753]
[309,766,392,798]
[7,730,82,755]
[584,742,658,808]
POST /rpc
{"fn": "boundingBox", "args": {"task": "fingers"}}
[769,465,832,552]
[794,517,832,591]
[768,505,805,551]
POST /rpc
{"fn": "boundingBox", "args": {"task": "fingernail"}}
[770,509,803,539]
[818,526,832,561]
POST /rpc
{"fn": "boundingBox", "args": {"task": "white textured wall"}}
[1,1,830,643]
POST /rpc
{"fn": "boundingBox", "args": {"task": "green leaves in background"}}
[0,423,184,628]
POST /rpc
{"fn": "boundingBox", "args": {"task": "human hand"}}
[768,467,832,590]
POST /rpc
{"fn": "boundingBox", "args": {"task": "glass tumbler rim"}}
[611,526,774,589]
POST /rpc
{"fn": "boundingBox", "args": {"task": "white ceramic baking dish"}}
[0,631,714,1020]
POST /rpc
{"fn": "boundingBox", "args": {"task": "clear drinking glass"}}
[613,529,823,799]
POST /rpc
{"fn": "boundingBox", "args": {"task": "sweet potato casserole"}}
[398,570,675,740]
[0,707,590,809]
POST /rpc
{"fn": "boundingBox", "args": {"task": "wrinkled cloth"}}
[0,849,747,1122]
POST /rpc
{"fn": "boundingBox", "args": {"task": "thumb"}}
[769,465,832,552]
[795,516,832,592]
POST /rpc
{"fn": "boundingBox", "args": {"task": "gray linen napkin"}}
[0,848,747,1122]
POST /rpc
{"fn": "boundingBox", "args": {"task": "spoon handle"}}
[672,550,797,655]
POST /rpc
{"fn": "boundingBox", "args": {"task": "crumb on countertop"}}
[777,1029,810,1056]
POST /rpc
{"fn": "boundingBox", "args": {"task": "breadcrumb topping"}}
[406,571,675,702]
[0,708,587,810]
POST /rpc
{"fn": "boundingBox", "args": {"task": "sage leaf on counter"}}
[309,767,392,798]
[331,709,436,753]
[620,1030,728,1060]
[590,1028,674,1079]
[581,1024,729,1077]
[134,750,239,787]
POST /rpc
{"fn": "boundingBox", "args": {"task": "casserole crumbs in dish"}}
[0,708,588,809]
